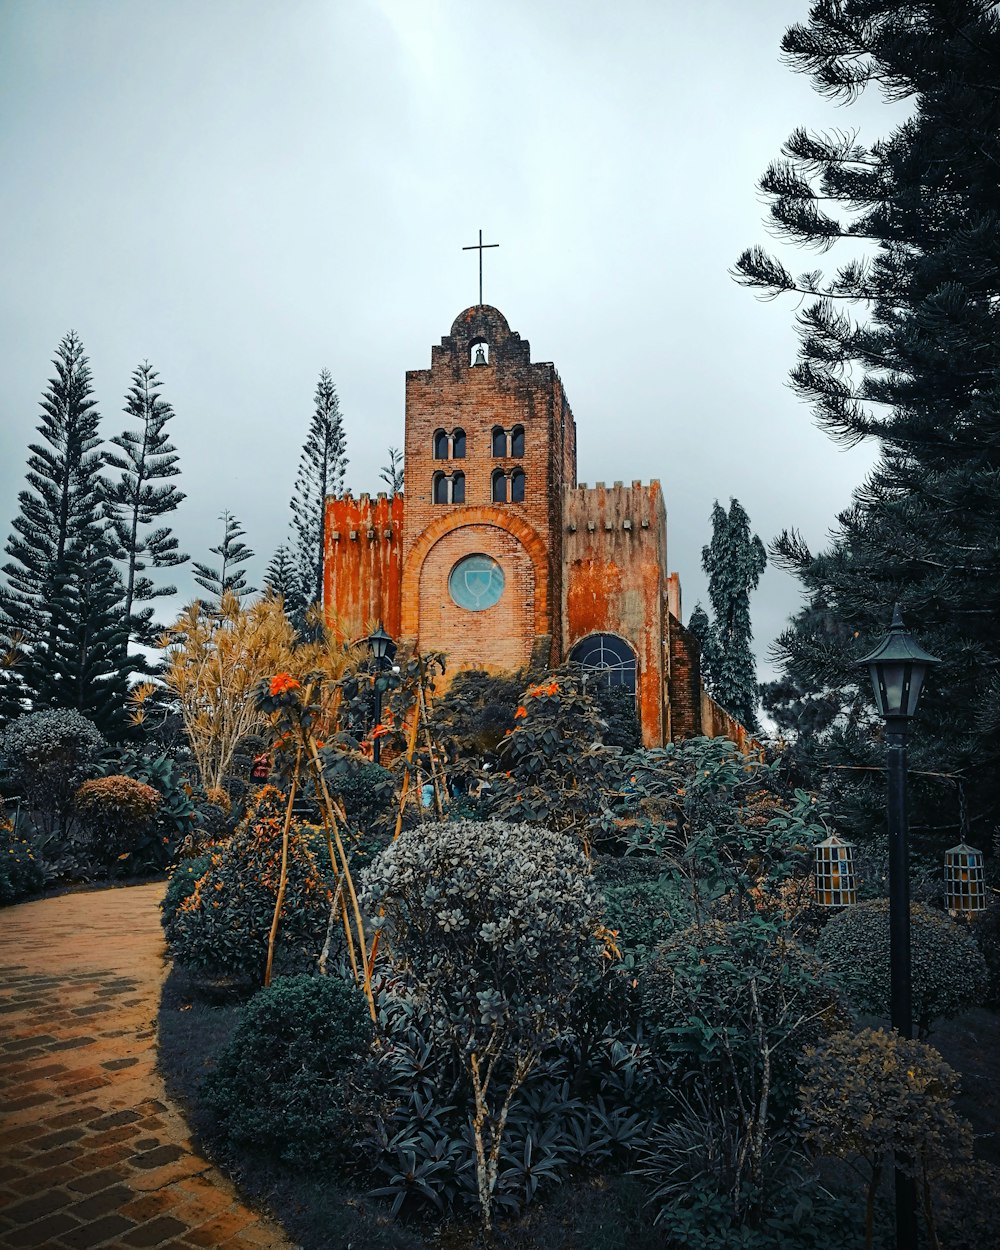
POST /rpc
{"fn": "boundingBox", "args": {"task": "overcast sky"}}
[0,0,909,685]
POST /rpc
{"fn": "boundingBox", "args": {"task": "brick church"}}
[323,303,747,749]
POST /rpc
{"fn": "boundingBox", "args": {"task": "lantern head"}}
[857,604,939,722]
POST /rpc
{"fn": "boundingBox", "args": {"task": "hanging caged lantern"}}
[943,843,986,915]
[814,834,858,908]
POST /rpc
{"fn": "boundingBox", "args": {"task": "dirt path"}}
[0,883,294,1249]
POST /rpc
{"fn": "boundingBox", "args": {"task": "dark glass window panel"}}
[452,429,466,458]
[492,470,507,503]
[510,426,524,457]
[492,426,506,457]
[452,472,465,504]
[433,430,449,459]
[569,633,637,695]
[433,473,448,504]
[510,470,525,502]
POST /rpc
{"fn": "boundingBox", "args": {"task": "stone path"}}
[0,883,294,1250]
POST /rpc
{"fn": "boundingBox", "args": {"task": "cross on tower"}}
[462,229,499,306]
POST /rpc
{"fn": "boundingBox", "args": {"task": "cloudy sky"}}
[0,0,908,683]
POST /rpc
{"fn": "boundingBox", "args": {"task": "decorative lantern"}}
[943,843,986,915]
[814,834,857,908]
[856,603,940,724]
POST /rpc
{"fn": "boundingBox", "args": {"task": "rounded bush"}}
[75,775,161,869]
[815,898,989,1036]
[2,709,104,833]
[164,785,332,985]
[204,973,372,1166]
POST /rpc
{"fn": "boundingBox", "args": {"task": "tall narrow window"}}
[433,429,449,460]
[433,472,448,504]
[510,470,525,502]
[452,428,466,458]
[492,426,506,457]
[452,472,465,504]
[492,469,507,503]
[510,425,525,457]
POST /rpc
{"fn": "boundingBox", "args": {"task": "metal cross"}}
[462,229,499,306]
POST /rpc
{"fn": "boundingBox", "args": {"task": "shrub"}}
[204,973,372,1166]
[966,902,1000,1007]
[74,775,161,872]
[800,1028,974,1250]
[815,899,989,1036]
[362,818,602,1229]
[106,749,197,860]
[0,826,45,906]
[2,709,104,837]
[160,854,214,928]
[321,752,395,827]
[164,785,332,986]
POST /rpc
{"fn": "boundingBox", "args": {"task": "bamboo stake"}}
[264,745,301,988]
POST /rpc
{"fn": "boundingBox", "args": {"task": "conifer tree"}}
[193,511,256,605]
[734,0,1000,840]
[290,369,347,607]
[691,499,767,732]
[263,543,304,611]
[0,331,129,730]
[379,446,404,497]
[104,362,188,647]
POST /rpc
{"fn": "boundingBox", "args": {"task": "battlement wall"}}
[322,492,403,642]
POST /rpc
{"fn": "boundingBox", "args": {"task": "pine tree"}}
[734,0,1000,842]
[290,369,347,607]
[193,511,256,605]
[263,543,304,610]
[0,331,128,730]
[104,362,188,648]
[692,499,767,732]
[379,446,404,497]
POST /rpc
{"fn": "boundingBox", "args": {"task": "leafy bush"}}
[160,854,214,928]
[966,902,1000,1007]
[164,785,332,986]
[815,899,989,1036]
[74,774,162,872]
[0,826,45,906]
[362,818,602,1228]
[321,751,395,828]
[800,1028,974,1250]
[106,748,197,857]
[204,973,372,1166]
[2,709,104,837]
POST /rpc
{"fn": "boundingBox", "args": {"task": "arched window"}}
[569,633,637,695]
[433,429,449,460]
[510,469,525,502]
[470,341,489,366]
[492,469,507,503]
[452,428,466,458]
[492,426,506,457]
[510,425,524,457]
[451,471,465,504]
[433,472,448,504]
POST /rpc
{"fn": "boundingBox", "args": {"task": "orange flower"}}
[546,681,559,694]
[514,706,528,719]
[269,672,300,696]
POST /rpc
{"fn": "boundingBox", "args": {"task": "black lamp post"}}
[366,623,396,765]
[857,604,939,1250]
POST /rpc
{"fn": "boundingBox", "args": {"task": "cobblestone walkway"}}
[0,884,293,1250]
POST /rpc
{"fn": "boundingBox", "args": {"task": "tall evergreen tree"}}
[193,511,256,604]
[0,332,128,731]
[104,361,188,648]
[690,499,767,732]
[290,369,347,606]
[734,0,1000,842]
[263,543,304,610]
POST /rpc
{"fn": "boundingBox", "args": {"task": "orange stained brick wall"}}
[322,492,403,642]
[402,304,576,658]
[562,481,669,747]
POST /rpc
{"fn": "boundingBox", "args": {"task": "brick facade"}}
[322,304,748,749]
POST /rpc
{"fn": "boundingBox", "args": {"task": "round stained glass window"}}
[448,554,505,611]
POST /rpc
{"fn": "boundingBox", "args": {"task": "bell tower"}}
[399,305,577,674]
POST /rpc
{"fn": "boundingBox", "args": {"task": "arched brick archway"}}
[400,506,550,645]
